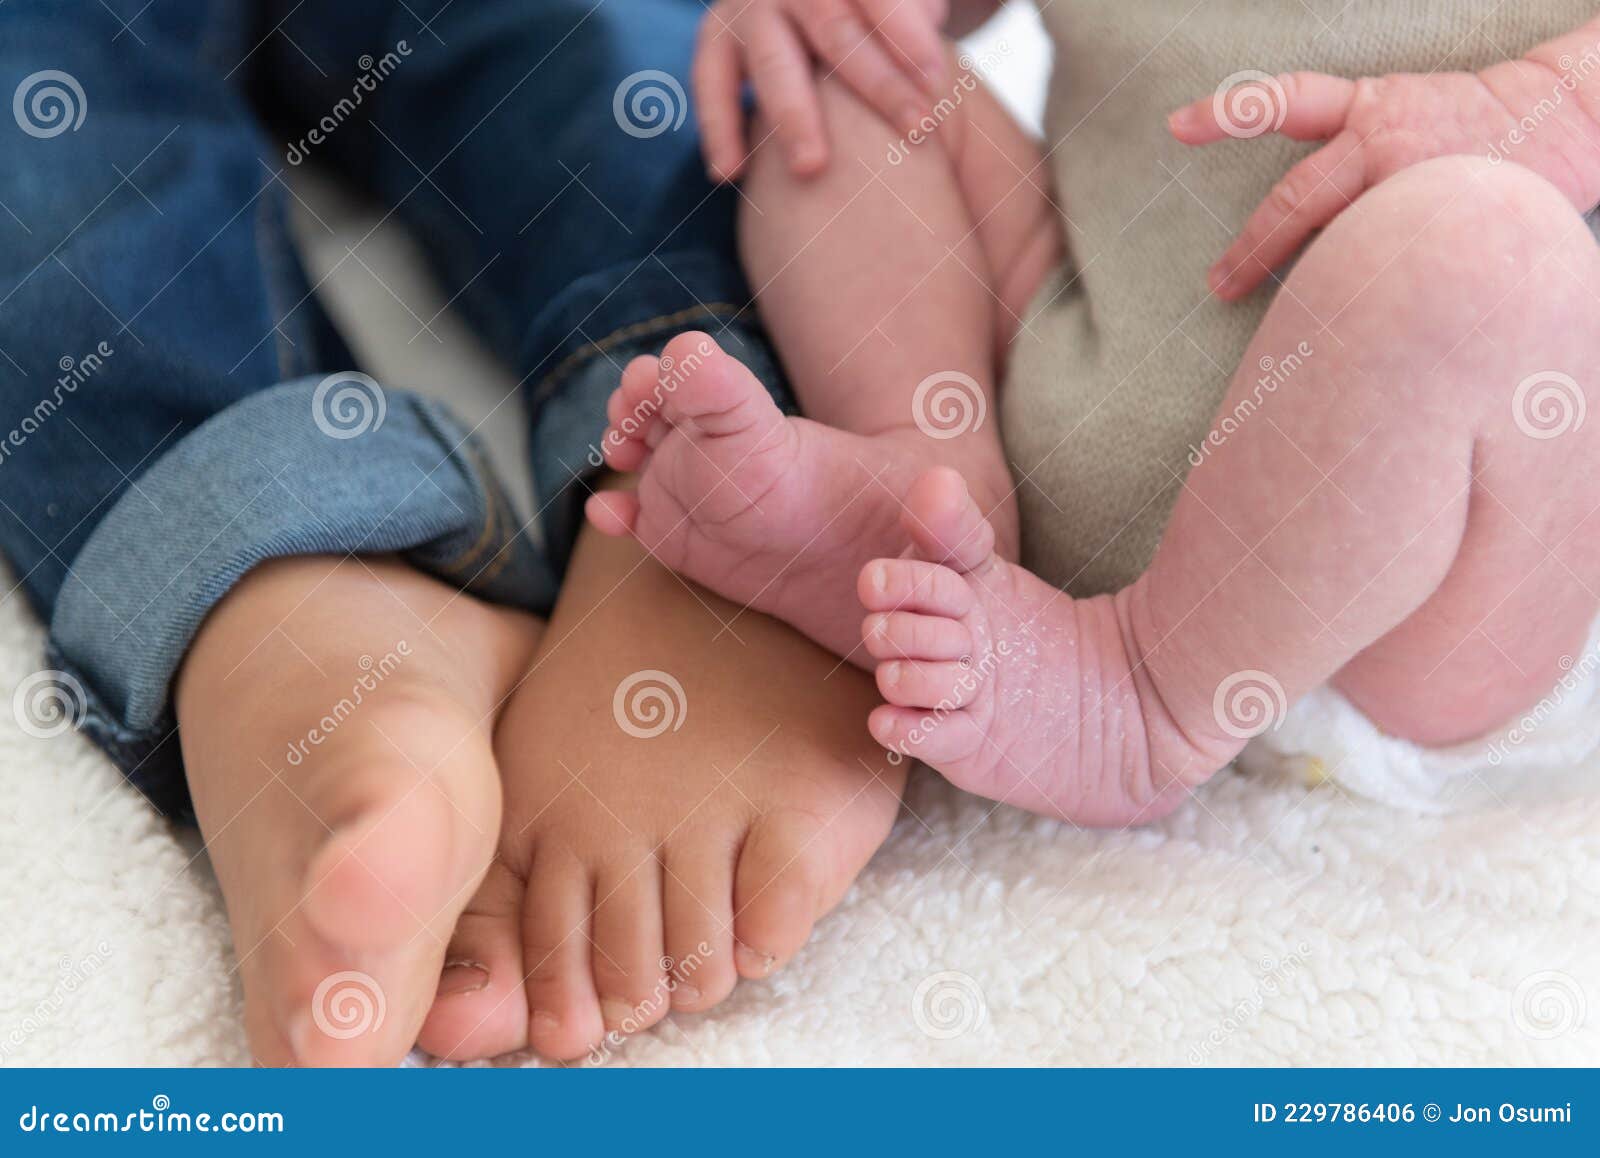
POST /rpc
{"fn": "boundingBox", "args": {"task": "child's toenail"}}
[735,942,776,977]
[600,999,635,1028]
[671,983,702,1006]
[529,1011,562,1038]
[436,960,489,997]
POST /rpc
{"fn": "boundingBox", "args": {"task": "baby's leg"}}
[860,156,1600,824]
[588,62,1060,661]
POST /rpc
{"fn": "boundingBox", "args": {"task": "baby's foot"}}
[857,469,1226,826]
[585,332,1012,663]
[416,522,905,1062]
[176,556,541,1066]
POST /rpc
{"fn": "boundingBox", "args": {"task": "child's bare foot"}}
[417,517,905,1062]
[585,332,1015,663]
[176,556,541,1066]
[857,469,1221,828]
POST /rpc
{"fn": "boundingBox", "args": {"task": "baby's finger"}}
[1210,131,1367,299]
[791,0,925,136]
[859,0,945,89]
[693,21,749,181]
[1168,71,1358,146]
[747,13,829,173]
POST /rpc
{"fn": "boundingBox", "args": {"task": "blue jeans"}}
[0,0,787,816]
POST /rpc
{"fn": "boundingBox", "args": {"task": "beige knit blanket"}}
[1006,0,1595,594]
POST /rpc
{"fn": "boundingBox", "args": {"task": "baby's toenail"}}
[735,942,776,977]
[436,960,490,997]
[671,983,702,1006]
[600,999,636,1029]
[869,564,887,594]
[529,1011,562,1037]
[883,661,902,686]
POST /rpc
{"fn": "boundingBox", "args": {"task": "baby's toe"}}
[732,810,829,979]
[520,846,606,1060]
[858,559,975,618]
[876,658,981,710]
[869,704,988,766]
[900,467,995,574]
[862,611,972,662]
[661,839,739,1012]
[415,861,530,1061]
[590,857,671,1036]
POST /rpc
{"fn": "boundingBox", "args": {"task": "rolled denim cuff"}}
[49,377,555,817]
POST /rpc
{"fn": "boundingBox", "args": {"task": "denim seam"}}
[532,301,744,401]
[432,441,511,583]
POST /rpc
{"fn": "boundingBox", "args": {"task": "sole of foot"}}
[175,556,541,1066]
[584,331,1011,664]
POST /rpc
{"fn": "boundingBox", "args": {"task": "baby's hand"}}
[694,0,947,181]
[1169,62,1600,299]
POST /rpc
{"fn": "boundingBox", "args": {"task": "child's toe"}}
[858,559,976,618]
[590,858,671,1036]
[876,658,981,709]
[862,610,973,662]
[661,840,739,1011]
[519,846,606,1060]
[415,863,530,1061]
[732,810,829,978]
[869,704,988,766]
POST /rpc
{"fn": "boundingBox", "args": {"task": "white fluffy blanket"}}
[4,11,1596,1062]
[3,568,1597,1065]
